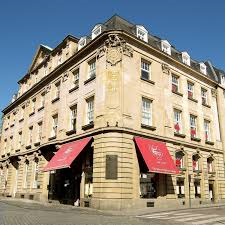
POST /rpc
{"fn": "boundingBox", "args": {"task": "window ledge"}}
[205,140,214,145]
[84,75,96,85]
[191,137,201,142]
[51,97,60,104]
[48,136,56,141]
[6,152,10,156]
[19,118,24,123]
[38,106,44,112]
[140,77,155,85]
[25,144,31,149]
[34,141,40,146]
[193,169,202,173]
[15,149,20,153]
[141,124,156,131]
[4,127,8,131]
[10,124,14,128]
[174,132,186,138]
[82,122,94,130]
[1,154,5,158]
[179,167,187,172]
[172,90,183,97]
[202,103,211,108]
[69,85,79,93]
[29,112,35,117]
[208,171,216,175]
[66,129,76,136]
[188,97,198,103]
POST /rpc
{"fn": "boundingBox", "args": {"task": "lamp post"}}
[188,174,191,208]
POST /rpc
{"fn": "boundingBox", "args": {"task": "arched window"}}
[175,151,185,170]
[207,157,214,173]
[192,154,200,172]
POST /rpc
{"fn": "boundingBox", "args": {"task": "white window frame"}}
[190,115,197,138]
[72,69,79,88]
[172,75,179,92]
[187,82,194,98]
[136,25,148,42]
[181,52,190,66]
[204,120,211,141]
[78,37,87,51]
[221,74,225,86]
[86,97,94,124]
[92,24,102,39]
[70,105,77,131]
[199,63,207,75]
[161,40,171,55]
[201,88,208,105]
[88,59,96,79]
[174,109,182,133]
[33,161,39,188]
[37,122,42,142]
[141,60,151,80]
[52,115,58,137]
[142,98,152,126]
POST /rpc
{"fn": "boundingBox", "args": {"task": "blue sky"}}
[0,0,225,115]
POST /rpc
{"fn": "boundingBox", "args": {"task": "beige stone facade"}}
[1,15,225,210]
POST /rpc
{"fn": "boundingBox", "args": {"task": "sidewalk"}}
[1,197,225,216]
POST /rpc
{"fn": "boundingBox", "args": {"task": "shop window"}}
[194,179,201,198]
[192,154,200,172]
[140,173,157,198]
[84,148,93,198]
[207,157,214,173]
[175,151,185,170]
[176,178,185,198]
[141,60,151,80]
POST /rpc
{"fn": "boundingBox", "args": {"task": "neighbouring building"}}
[1,15,225,210]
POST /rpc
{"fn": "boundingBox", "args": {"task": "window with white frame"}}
[33,160,39,188]
[174,109,182,133]
[142,98,152,126]
[92,24,102,39]
[161,40,171,55]
[72,69,79,88]
[221,74,225,86]
[57,52,62,66]
[201,88,208,105]
[54,82,60,100]
[190,115,197,138]
[204,120,211,141]
[141,60,151,80]
[172,75,179,93]
[78,37,87,51]
[37,122,42,142]
[40,92,45,108]
[88,59,96,79]
[199,63,207,75]
[207,157,213,173]
[86,97,94,124]
[181,52,190,66]
[70,105,77,131]
[31,98,36,114]
[52,114,58,137]
[18,131,22,148]
[136,25,148,42]
[176,178,185,198]
[175,151,185,169]
[29,126,33,144]
[192,154,200,171]
[187,82,194,99]
[24,161,29,188]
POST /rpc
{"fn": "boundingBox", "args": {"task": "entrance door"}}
[209,183,214,202]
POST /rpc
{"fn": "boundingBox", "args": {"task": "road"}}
[1,200,225,225]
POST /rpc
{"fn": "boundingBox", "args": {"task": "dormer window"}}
[181,52,190,66]
[78,37,87,51]
[199,62,207,75]
[161,40,171,55]
[92,24,102,40]
[136,25,148,43]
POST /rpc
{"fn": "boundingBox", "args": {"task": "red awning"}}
[43,137,92,172]
[134,136,179,174]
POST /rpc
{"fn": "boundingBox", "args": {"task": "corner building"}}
[1,15,225,210]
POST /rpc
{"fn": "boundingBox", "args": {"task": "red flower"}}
[174,123,180,132]
[176,159,181,167]
[191,129,196,137]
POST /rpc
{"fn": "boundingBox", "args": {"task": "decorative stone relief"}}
[162,63,170,75]
[26,100,30,107]
[211,89,217,98]
[96,34,133,66]
[46,84,51,93]
[62,71,69,82]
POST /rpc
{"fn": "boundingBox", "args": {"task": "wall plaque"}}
[105,155,118,179]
